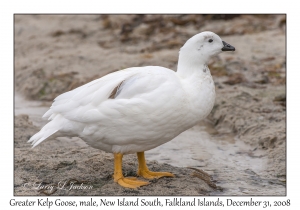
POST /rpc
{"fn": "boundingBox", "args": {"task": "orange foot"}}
[113,153,149,189]
[137,152,175,179]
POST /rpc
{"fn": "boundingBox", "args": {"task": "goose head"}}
[179,31,235,66]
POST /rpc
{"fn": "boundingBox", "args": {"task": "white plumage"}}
[29,31,235,155]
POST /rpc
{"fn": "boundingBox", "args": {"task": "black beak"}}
[222,41,235,51]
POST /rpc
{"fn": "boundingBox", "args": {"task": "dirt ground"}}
[14,14,286,196]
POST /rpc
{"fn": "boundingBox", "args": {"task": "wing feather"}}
[43,66,179,123]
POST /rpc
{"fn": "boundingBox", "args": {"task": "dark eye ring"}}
[208,39,213,43]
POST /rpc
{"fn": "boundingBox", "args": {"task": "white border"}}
[2,0,299,209]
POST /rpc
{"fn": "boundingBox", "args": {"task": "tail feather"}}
[28,114,78,148]
[28,119,60,148]
[28,129,58,148]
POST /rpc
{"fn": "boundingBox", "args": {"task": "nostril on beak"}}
[221,41,235,51]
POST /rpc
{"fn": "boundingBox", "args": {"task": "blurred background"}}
[14,14,286,196]
[14,14,285,101]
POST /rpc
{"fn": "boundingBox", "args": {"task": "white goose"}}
[29,31,235,188]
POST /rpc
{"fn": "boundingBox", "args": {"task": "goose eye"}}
[208,39,213,43]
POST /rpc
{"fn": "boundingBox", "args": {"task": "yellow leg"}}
[137,152,175,179]
[113,153,149,189]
